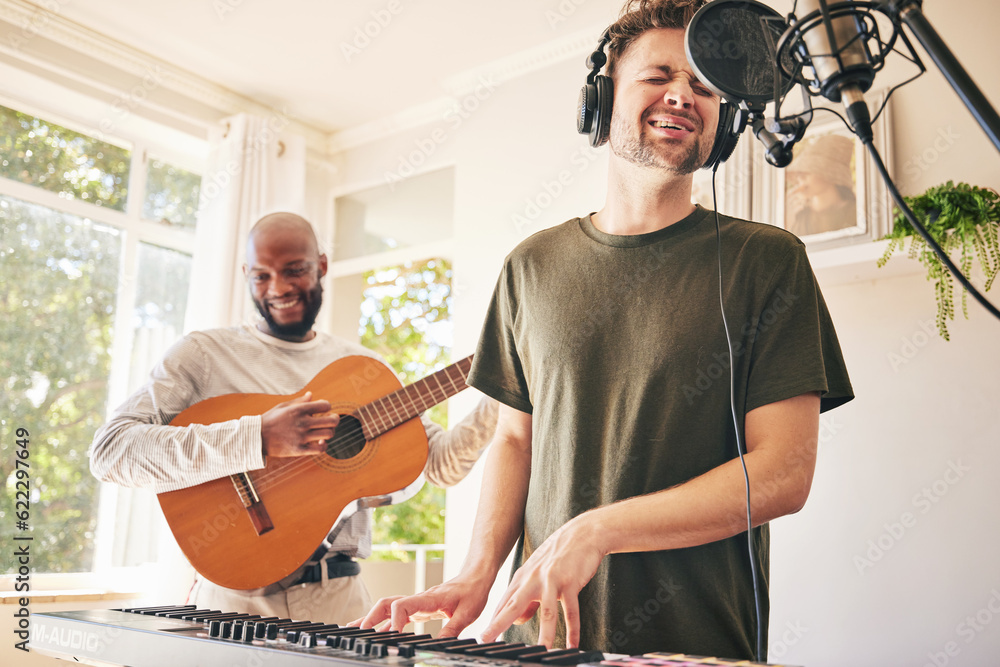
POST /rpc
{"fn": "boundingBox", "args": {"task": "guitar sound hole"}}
[327,414,366,460]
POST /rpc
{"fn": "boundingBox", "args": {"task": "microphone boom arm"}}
[881,0,1000,154]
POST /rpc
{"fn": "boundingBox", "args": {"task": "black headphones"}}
[576,30,745,170]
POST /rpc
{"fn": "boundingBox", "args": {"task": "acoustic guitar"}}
[157,354,473,590]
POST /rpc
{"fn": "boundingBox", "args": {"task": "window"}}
[0,102,203,579]
[1,198,120,573]
[361,257,453,561]
[330,167,456,562]
[0,105,130,210]
[142,158,201,229]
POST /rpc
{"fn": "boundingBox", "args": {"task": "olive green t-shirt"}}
[467,206,854,659]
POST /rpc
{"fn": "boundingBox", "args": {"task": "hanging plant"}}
[877,181,1000,341]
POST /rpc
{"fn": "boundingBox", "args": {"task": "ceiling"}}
[36,0,627,140]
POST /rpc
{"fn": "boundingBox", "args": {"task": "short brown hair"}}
[605,0,706,80]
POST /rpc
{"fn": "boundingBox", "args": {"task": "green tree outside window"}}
[360,258,452,561]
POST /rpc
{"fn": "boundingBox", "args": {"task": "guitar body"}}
[157,355,428,591]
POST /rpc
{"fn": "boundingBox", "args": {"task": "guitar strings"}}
[249,381,455,489]
[238,364,471,491]
[242,405,426,492]
[250,388,459,491]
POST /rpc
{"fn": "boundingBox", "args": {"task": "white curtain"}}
[184,112,307,332]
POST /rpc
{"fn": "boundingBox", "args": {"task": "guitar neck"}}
[356,355,473,440]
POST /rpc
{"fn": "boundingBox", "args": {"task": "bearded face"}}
[245,219,328,343]
[250,268,324,340]
[606,28,719,176]
[608,107,713,174]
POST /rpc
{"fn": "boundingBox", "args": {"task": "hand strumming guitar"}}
[261,391,339,457]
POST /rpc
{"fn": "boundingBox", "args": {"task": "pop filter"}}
[685,0,795,111]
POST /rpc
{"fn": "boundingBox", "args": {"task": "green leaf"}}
[878,181,1000,340]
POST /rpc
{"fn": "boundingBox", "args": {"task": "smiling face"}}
[607,27,720,175]
[244,215,328,342]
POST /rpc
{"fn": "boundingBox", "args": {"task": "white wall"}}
[768,268,1000,667]
[330,1,1000,664]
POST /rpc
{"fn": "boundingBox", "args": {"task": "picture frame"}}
[751,90,893,249]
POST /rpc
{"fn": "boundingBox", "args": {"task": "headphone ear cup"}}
[577,82,597,135]
[702,101,742,170]
[590,75,614,148]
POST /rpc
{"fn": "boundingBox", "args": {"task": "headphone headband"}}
[585,30,609,72]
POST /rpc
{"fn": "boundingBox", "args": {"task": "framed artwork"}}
[752,91,893,249]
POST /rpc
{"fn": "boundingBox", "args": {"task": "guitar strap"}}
[305,541,334,566]
[301,488,392,572]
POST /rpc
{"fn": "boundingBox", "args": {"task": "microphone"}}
[779,0,877,141]
[794,0,875,102]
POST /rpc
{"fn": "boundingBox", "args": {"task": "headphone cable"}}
[711,162,765,663]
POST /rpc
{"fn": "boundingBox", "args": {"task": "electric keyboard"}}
[29,606,800,666]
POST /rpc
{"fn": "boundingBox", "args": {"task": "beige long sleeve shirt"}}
[90,324,497,559]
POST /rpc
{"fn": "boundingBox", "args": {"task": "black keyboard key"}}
[540,650,605,665]
[455,641,513,655]
[483,644,549,659]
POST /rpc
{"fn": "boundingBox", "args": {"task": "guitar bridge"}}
[231,472,274,536]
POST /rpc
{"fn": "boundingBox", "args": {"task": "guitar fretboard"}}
[355,355,473,440]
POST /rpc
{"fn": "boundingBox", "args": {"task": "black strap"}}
[295,554,360,584]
